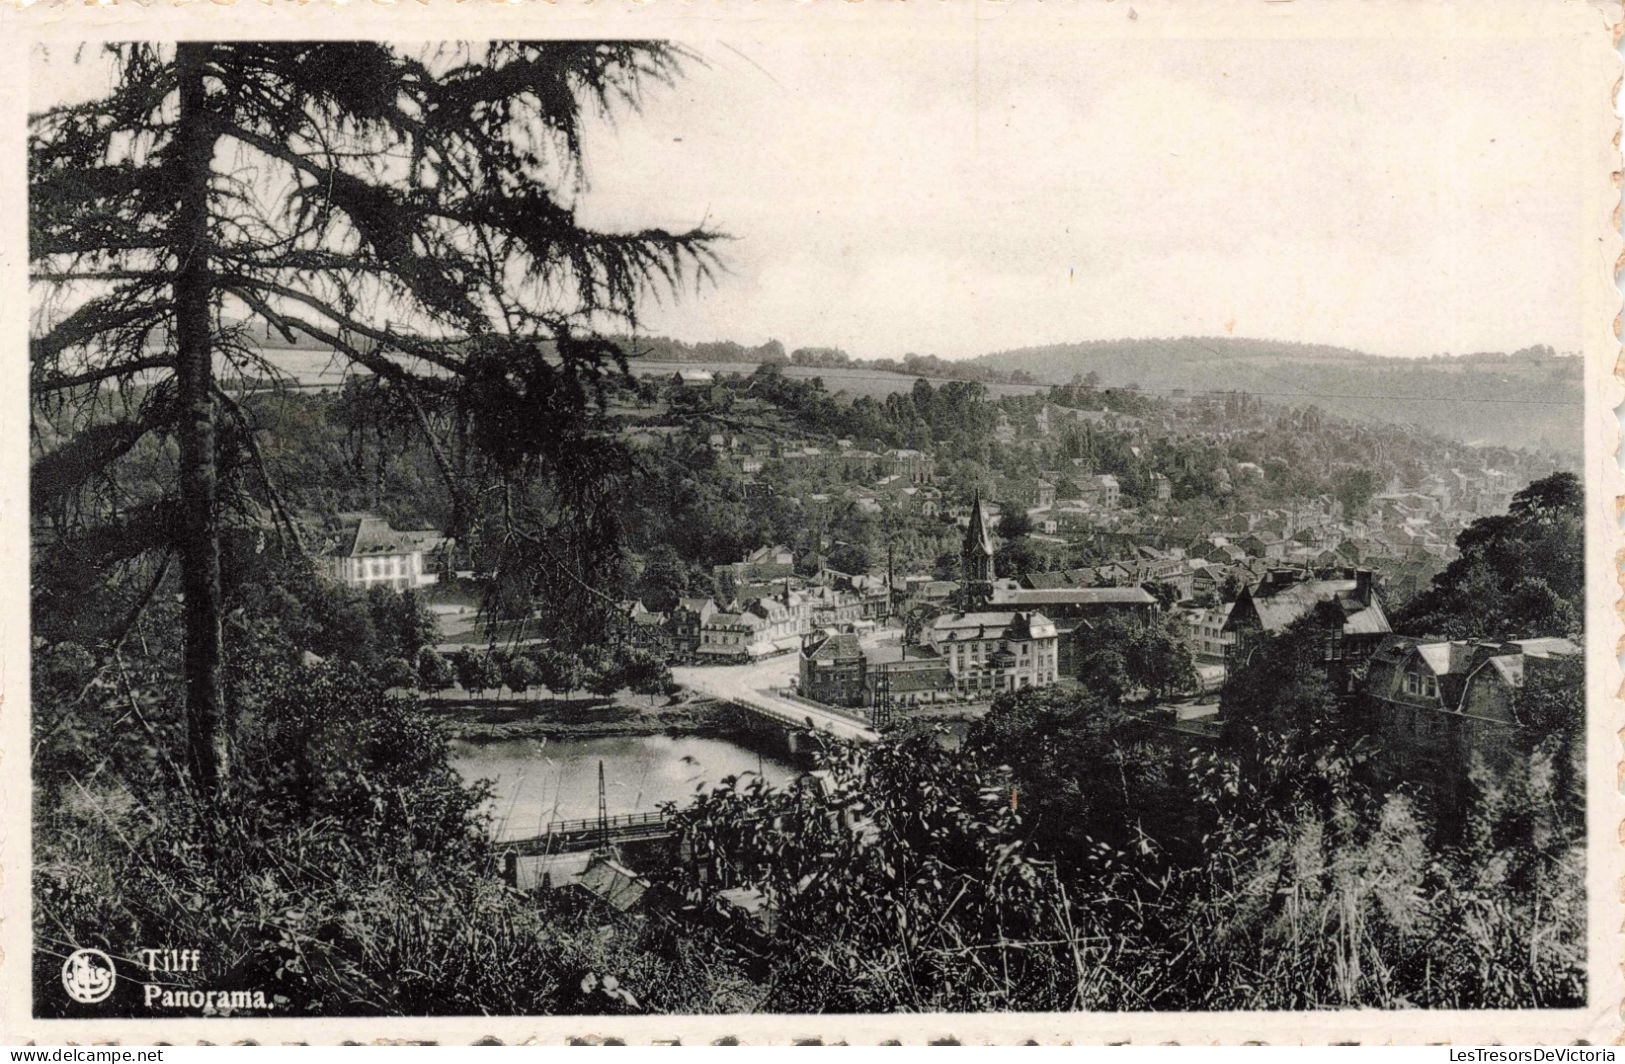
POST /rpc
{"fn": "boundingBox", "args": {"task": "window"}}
[1422,676,1438,699]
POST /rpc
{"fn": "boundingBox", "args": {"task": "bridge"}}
[672,659,879,744]
[496,811,675,857]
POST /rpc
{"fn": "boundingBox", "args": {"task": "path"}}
[673,655,879,743]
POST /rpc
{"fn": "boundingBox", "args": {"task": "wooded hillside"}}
[970,337,1581,454]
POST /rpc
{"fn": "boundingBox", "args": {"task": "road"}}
[673,655,879,744]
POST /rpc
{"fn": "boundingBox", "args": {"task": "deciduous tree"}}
[416,647,455,693]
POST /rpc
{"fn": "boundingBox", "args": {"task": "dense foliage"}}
[32,41,718,795]
[1395,472,1583,639]
[661,680,1583,1010]
[32,464,1587,1017]
[35,661,746,1018]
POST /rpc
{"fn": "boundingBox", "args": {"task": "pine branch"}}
[33,355,172,393]
[212,384,307,554]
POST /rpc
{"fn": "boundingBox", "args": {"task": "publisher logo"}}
[62,948,116,1004]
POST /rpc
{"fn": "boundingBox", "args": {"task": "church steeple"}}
[961,491,996,609]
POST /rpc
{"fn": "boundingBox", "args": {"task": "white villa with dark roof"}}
[324,515,446,592]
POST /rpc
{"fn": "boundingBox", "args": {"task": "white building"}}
[923,610,1059,696]
[1179,601,1235,663]
[324,516,445,592]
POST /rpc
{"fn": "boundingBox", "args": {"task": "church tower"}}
[961,491,996,610]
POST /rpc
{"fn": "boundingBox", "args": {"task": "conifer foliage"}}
[31,42,719,797]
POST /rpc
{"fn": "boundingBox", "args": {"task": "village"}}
[307,360,1575,838]
[25,32,1597,1023]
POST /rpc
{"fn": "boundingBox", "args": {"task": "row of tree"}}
[405,643,675,704]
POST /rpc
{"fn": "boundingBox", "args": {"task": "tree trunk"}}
[173,43,229,798]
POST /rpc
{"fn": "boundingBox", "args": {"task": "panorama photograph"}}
[28,34,1588,1017]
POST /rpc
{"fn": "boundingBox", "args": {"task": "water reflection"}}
[449,733,796,840]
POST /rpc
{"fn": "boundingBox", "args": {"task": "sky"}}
[571,32,1586,362]
[32,30,1591,363]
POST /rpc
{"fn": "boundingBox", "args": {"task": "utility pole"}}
[596,760,609,853]
[885,508,897,622]
[871,665,894,729]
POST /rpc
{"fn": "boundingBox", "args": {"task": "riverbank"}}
[425,693,778,743]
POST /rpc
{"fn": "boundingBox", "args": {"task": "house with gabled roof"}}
[323,514,447,592]
[1366,634,1581,815]
[1222,568,1390,691]
[924,609,1059,696]
[799,630,866,708]
[666,597,717,659]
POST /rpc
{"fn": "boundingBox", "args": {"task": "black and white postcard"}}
[3,0,1621,1045]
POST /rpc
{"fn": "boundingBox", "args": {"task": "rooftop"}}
[334,516,446,559]
[991,586,1156,608]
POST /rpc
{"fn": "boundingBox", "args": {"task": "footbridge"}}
[497,811,675,857]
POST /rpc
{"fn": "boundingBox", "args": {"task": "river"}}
[449,733,797,841]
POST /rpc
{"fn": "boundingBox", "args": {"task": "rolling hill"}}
[969,337,1583,455]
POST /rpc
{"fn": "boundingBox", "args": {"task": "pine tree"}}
[31,43,718,797]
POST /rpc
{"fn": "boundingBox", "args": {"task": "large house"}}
[1365,634,1581,812]
[863,643,956,707]
[695,608,766,662]
[992,584,1157,676]
[1180,601,1235,664]
[323,515,446,592]
[923,609,1059,697]
[615,600,674,657]
[799,630,866,708]
[667,597,718,659]
[798,630,958,711]
[885,448,935,485]
[1222,568,1390,690]
[1069,473,1120,510]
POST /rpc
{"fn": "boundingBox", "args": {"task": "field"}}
[244,349,1050,402]
[628,359,1049,400]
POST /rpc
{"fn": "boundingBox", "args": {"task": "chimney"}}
[1354,569,1373,605]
